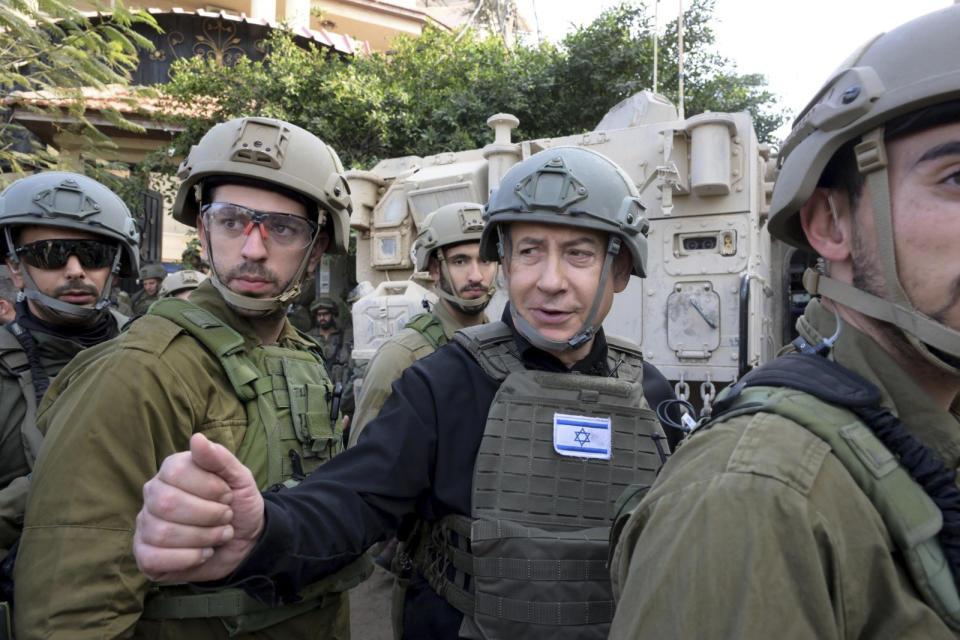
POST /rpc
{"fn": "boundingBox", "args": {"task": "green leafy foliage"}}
[156,0,786,171]
[0,0,158,176]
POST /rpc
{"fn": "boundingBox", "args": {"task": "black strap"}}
[4,323,49,405]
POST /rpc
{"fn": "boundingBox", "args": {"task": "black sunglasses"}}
[15,238,119,270]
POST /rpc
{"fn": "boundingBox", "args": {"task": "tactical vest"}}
[612,352,960,631]
[407,322,666,640]
[404,312,449,351]
[141,298,371,633]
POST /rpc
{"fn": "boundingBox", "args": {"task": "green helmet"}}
[159,269,207,298]
[173,117,352,315]
[310,296,337,315]
[0,172,140,321]
[482,147,648,351]
[769,5,960,374]
[481,146,648,277]
[413,202,496,313]
[139,263,167,281]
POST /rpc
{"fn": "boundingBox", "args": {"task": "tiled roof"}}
[4,84,211,119]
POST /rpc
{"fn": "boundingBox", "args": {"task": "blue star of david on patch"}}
[574,427,591,447]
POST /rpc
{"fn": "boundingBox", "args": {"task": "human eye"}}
[567,247,597,266]
[215,205,245,229]
[266,214,307,238]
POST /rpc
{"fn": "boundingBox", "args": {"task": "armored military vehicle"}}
[346,91,807,415]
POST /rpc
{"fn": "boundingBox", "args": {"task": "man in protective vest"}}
[131,262,167,314]
[309,296,355,411]
[349,201,498,445]
[607,5,960,638]
[0,173,138,635]
[14,117,367,638]
[133,146,674,639]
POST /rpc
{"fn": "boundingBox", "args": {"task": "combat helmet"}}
[139,263,167,282]
[159,269,207,298]
[310,296,338,315]
[174,117,352,315]
[413,202,496,314]
[0,172,140,321]
[769,4,960,374]
[482,146,648,351]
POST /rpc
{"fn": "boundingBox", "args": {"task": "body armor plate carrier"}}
[413,321,666,640]
[141,298,371,634]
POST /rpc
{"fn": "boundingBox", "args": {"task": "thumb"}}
[189,432,254,491]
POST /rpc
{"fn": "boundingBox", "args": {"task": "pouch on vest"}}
[144,298,370,631]
[413,322,666,640]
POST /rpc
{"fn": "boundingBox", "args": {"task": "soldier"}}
[0,173,138,633]
[607,6,960,638]
[309,296,355,412]
[0,172,137,543]
[134,146,677,639]
[14,117,368,638]
[158,269,208,300]
[349,202,497,445]
[131,262,167,314]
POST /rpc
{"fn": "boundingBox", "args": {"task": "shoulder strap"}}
[453,321,523,381]
[404,312,449,350]
[0,325,42,470]
[710,353,960,627]
[147,298,265,402]
[605,333,645,384]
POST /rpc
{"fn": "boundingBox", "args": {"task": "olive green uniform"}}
[349,302,485,447]
[13,280,351,639]
[609,299,959,638]
[311,327,354,414]
[0,316,124,555]
[130,288,158,315]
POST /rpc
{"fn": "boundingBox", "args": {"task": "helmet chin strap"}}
[203,224,314,317]
[434,254,496,314]
[5,228,119,324]
[507,236,621,354]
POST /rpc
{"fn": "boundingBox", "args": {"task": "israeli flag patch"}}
[553,413,611,460]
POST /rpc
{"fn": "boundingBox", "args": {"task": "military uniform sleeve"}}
[349,338,418,446]
[13,333,244,639]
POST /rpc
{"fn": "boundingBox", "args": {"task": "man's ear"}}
[611,250,632,294]
[799,188,852,263]
[306,233,330,275]
[5,259,24,289]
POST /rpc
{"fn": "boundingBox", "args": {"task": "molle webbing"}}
[144,298,369,628]
[431,322,664,639]
[404,312,450,351]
